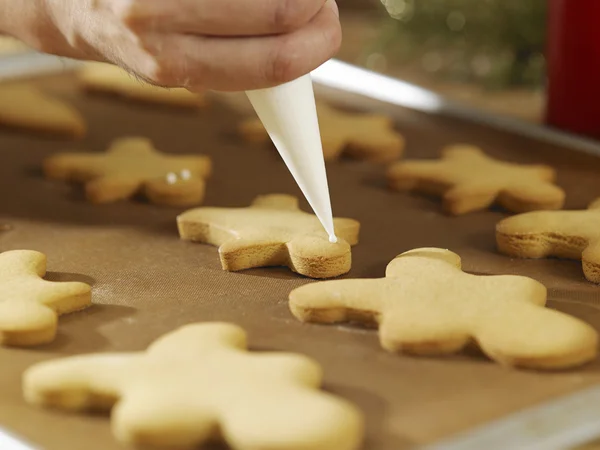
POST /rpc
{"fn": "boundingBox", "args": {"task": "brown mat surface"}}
[1,74,600,450]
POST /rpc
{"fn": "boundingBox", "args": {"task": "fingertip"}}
[251,9,340,88]
[326,0,340,18]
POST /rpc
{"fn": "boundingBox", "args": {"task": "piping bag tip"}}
[245,74,338,243]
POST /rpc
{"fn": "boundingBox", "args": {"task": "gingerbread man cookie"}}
[240,101,405,162]
[0,36,29,55]
[177,194,360,278]
[24,322,364,450]
[44,137,212,206]
[497,198,600,284]
[0,84,86,138]
[78,62,206,108]
[0,250,91,346]
[289,248,598,369]
[387,145,565,215]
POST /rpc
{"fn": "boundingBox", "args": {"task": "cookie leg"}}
[85,177,141,203]
[379,309,471,355]
[221,389,363,450]
[498,182,565,212]
[218,238,287,272]
[475,302,598,369]
[112,393,218,448]
[443,183,498,215]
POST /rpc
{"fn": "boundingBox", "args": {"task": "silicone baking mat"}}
[1,73,600,450]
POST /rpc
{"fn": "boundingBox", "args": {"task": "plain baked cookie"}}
[289,248,598,370]
[386,144,566,215]
[44,137,212,206]
[497,197,600,283]
[23,322,364,450]
[0,250,91,346]
[78,62,206,108]
[0,36,29,55]
[240,101,405,162]
[177,194,360,278]
[0,84,86,138]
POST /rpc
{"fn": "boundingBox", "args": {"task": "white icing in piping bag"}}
[246,74,338,243]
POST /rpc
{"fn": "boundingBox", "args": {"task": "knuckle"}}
[327,21,343,55]
[271,0,308,32]
[112,0,144,29]
[265,41,302,85]
[142,57,180,87]
[139,38,206,88]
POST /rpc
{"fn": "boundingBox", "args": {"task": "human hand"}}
[38,0,341,91]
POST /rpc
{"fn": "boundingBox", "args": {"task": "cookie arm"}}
[37,279,92,314]
[43,154,103,181]
[23,354,136,410]
[0,300,57,346]
[289,279,384,325]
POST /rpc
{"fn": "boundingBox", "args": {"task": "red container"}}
[546,0,600,139]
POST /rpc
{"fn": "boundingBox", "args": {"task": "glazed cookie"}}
[497,198,600,283]
[78,62,206,108]
[0,84,86,138]
[0,250,91,346]
[177,194,360,278]
[24,322,364,450]
[240,101,405,162]
[44,137,212,206]
[289,248,598,369]
[387,145,565,215]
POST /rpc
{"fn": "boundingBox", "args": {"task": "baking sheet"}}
[1,73,600,450]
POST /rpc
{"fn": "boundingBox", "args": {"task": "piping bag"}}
[245,74,338,243]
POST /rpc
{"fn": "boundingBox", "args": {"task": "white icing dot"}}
[181,169,192,180]
[166,172,177,184]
